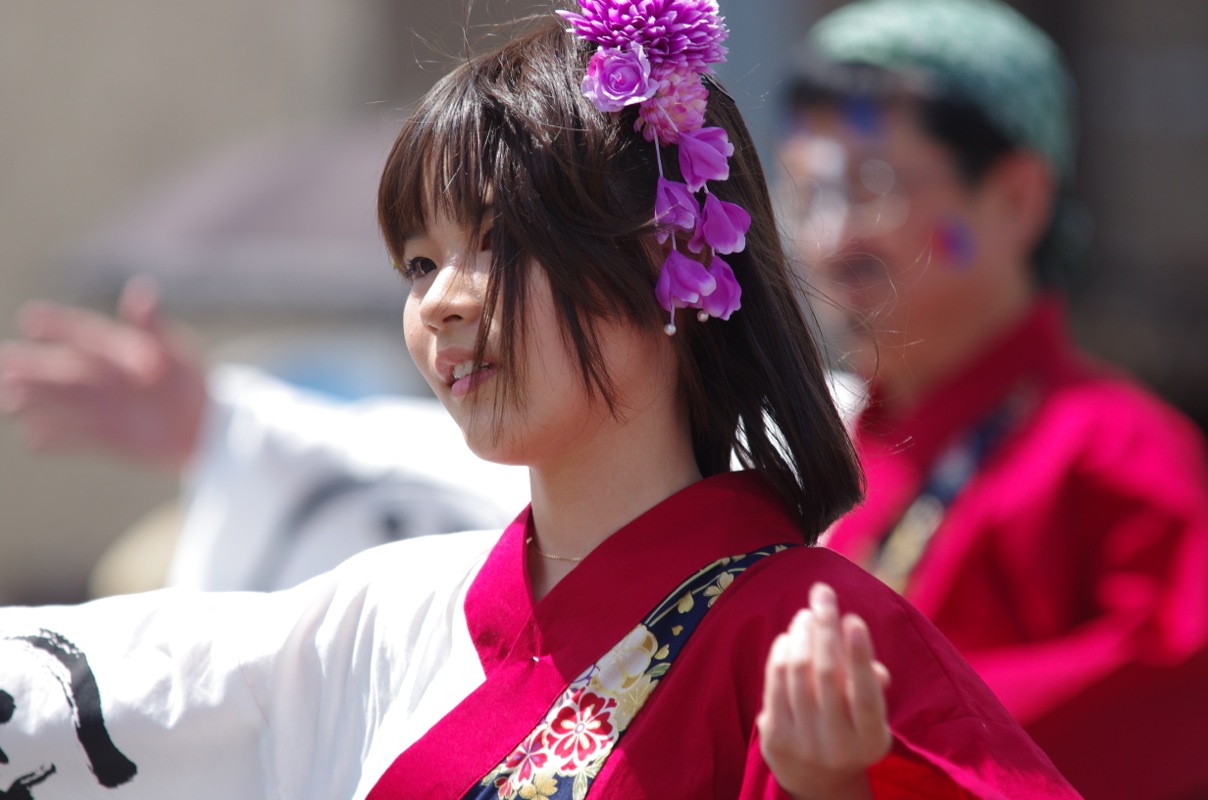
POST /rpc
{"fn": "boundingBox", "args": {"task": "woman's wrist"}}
[784,769,873,800]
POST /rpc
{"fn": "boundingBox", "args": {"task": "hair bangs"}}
[379,65,502,266]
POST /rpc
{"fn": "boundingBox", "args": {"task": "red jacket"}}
[371,473,1076,799]
[826,297,1208,799]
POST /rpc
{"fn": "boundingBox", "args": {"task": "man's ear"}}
[985,150,1056,258]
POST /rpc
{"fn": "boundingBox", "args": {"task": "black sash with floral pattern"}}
[462,544,795,800]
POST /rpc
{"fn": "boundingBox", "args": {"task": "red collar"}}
[369,471,802,798]
[857,295,1075,468]
[464,470,801,677]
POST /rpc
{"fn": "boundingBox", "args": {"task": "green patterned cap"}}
[806,0,1075,179]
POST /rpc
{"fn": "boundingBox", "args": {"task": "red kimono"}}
[825,297,1208,799]
[370,472,1076,798]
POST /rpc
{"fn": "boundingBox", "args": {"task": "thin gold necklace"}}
[526,535,587,563]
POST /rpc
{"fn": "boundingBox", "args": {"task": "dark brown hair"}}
[379,11,862,539]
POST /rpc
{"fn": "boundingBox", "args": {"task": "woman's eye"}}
[396,256,437,281]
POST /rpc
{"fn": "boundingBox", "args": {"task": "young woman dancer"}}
[0,3,1077,798]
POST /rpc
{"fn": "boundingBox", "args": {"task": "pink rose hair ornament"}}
[558,0,748,334]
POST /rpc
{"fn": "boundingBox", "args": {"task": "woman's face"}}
[400,211,677,471]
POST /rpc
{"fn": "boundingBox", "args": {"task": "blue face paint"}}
[934,216,976,268]
[841,98,883,139]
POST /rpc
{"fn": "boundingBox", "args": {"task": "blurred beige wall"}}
[1,1,307,604]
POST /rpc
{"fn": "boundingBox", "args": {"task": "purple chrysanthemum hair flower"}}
[557,0,728,72]
[564,0,747,333]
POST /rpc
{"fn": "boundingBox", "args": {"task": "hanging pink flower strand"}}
[560,0,745,333]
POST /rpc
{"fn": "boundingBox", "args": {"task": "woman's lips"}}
[451,364,499,399]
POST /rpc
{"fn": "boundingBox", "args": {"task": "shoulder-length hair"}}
[379,9,862,539]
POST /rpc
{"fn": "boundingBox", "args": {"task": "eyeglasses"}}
[775,135,958,263]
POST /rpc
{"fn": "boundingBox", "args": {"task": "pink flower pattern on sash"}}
[473,544,792,800]
[547,692,617,766]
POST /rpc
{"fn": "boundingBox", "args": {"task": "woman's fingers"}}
[807,583,854,758]
[760,584,893,797]
[842,613,893,760]
[785,584,893,764]
[785,608,817,732]
[759,634,795,742]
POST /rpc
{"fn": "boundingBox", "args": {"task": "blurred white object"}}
[169,364,530,591]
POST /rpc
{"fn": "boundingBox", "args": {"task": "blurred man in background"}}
[779,1,1208,797]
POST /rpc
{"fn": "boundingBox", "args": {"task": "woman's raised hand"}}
[758,582,893,800]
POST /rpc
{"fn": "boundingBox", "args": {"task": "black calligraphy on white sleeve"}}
[0,630,138,797]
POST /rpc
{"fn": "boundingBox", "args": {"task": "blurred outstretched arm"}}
[0,277,207,471]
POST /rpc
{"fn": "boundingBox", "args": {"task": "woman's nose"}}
[419,259,485,331]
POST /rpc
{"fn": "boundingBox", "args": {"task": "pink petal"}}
[700,255,742,320]
[692,192,751,254]
[677,126,733,191]
[656,249,715,312]
[654,177,700,243]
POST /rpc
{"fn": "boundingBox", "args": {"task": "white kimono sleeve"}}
[0,530,499,800]
[169,364,530,591]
